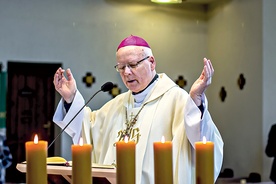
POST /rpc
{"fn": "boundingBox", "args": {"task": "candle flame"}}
[203,136,207,144]
[79,137,84,146]
[34,134,38,144]
[161,136,165,143]
[124,136,129,143]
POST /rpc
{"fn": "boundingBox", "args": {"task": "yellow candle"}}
[71,138,92,184]
[25,134,47,184]
[116,136,136,184]
[153,136,173,184]
[195,136,214,184]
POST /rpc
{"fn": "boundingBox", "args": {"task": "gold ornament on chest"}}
[117,127,141,144]
[113,104,147,147]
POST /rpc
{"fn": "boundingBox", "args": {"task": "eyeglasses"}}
[114,56,150,73]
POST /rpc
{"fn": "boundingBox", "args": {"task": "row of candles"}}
[25,135,214,184]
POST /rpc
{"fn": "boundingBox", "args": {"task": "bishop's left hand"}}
[189,58,214,106]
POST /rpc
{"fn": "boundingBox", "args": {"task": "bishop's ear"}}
[149,56,156,70]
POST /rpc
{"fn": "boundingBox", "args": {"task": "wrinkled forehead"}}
[116,46,149,63]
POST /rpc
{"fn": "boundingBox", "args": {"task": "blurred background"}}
[0,0,275,183]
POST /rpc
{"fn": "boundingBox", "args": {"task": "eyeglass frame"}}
[114,56,150,73]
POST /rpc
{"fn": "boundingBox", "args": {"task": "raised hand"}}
[189,58,214,106]
[53,67,77,103]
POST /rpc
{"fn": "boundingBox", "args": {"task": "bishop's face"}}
[116,46,156,93]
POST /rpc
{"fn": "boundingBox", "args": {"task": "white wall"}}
[208,0,276,181]
[263,0,276,180]
[0,0,208,108]
[207,0,263,179]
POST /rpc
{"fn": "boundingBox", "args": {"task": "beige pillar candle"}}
[153,136,173,184]
[25,134,47,184]
[195,136,214,184]
[116,136,136,184]
[71,138,92,184]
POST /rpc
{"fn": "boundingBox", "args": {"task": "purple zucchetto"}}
[117,35,151,51]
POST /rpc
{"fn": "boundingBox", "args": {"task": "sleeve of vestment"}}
[53,90,85,144]
[184,93,224,181]
[265,124,276,157]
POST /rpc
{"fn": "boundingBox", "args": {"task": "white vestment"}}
[53,73,223,184]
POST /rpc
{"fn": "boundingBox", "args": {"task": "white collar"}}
[133,79,157,108]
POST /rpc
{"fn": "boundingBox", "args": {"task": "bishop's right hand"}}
[53,67,77,103]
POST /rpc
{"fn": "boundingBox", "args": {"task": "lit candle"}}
[71,137,92,184]
[153,136,173,184]
[116,136,136,184]
[25,134,47,184]
[195,136,214,184]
